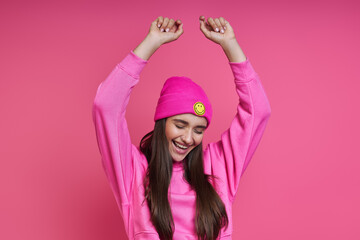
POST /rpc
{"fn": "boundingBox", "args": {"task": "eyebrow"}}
[172,119,207,129]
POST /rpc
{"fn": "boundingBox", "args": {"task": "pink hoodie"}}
[92,50,271,239]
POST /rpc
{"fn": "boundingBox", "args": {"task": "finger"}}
[157,16,164,28]
[219,17,226,30]
[160,17,170,32]
[165,19,175,32]
[200,17,213,32]
[170,20,181,33]
[207,17,220,32]
[174,22,184,38]
[224,19,230,30]
[199,18,211,38]
[152,19,158,28]
[200,15,211,31]
[153,17,161,29]
[214,18,224,33]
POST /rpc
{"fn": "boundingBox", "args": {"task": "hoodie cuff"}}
[229,57,257,83]
[117,50,149,79]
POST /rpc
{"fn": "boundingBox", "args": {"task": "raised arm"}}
[199,16,272,202]
[92,17,184,207]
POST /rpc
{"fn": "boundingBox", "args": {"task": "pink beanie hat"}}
[154,76,212,127]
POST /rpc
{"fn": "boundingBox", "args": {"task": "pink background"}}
[1,0,359,239]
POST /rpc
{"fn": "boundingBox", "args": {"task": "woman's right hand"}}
[148,16,184,46]
[133,16,183,61]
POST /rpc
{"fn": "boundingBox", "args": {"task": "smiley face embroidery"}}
[193,102,205,116]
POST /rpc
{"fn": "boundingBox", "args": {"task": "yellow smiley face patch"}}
[193,102,205,116]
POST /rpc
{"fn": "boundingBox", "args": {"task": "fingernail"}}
[224,26,226,30]
[158,24,160,27]
[161,28,164,32]
[215,28,219,32]
[220,29,224,33]
[166,28,169,32]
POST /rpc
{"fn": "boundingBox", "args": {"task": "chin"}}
[172,156,185,162]
[170,152,187,162]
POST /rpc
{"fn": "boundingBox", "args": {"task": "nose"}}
[181,129,194,146]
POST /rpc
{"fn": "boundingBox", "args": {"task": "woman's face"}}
[165,113,208,162]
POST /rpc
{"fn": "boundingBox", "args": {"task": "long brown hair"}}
[140,118,228,240]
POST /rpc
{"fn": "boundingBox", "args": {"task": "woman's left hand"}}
[199,15,236,47]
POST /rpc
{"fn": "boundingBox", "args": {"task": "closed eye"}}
[194,129,204,134]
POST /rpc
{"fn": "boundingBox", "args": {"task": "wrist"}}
[145,33,162,49]
[220,38,238,51]
[221,38,247,63]
[133,34,161,61]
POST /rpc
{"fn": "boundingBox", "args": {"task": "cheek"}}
[165,123,173,141]
[194,135,204,146]
[165,125,179,140]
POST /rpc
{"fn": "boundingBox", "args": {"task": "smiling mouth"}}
[172,140,189,150]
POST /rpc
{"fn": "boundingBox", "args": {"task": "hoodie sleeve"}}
[92,51,148,205]
[203,57,271,203]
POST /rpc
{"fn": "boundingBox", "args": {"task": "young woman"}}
[92,15,271,240]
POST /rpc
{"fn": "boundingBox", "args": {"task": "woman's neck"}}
[172,159,183,171]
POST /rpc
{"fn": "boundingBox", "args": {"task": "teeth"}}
[174,141,188,149]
